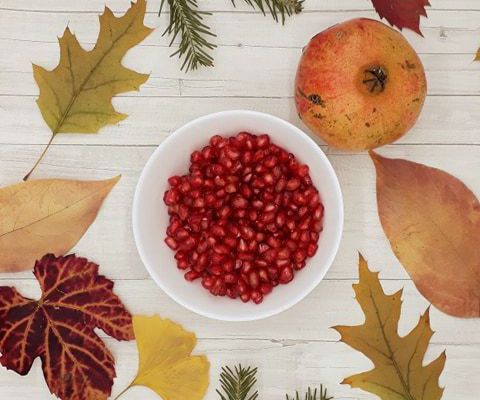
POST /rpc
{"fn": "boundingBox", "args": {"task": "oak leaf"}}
[26,0,153,179]
[118,315,210,400]
[371,0,429,35]
[333,254,446,400]
[371,151,480,317]
[0,176,120,272]
[0,254,133,400]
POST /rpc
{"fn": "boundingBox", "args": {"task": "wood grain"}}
[0,1,479,399]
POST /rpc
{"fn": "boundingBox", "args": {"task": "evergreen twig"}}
[285,385,333,400]
[159,0,217,72]
[216,365,259,400]
[231,0,304,24]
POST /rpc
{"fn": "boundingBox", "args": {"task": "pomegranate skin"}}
[295,18,427,150]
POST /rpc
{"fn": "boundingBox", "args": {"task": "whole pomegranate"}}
[295,18,427,150]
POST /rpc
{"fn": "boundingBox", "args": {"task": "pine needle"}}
[231,0,304,24]
[216,365,259,400]
[159,0,217,72]
[285,385,333,400]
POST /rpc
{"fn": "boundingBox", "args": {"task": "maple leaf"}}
[333,254,446,400]
[0,176,120,272]
[26,0,153,180]
[371,0,430,36]
[371,151,480,317]
[0,254,133,400]
[116,315,210,400]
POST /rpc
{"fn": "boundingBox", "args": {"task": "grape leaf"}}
[118,315,209,400]
[371,0,430,35]
[27,0,153,179]
[0,254,133,400]
[371,151,480,317]
[333,254,446,400]
[0,176,120,272]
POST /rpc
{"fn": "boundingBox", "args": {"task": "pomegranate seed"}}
[256,134,270,148]
[209,265,223,276]
[279,266,294,284]
[260,283,273,294]
[307,243,318,257]
[251,291,263,304]
[177,258,189,270]
[286,178,300,191]
[214,244,229,255]
[277,247,291,260]
[249,271,260,288]
[202,275,214,289]
[185,271,200,281]
[240,292,251,303]
[165,237,178,250]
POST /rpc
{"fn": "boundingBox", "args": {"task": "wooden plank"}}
[1,0,479,12]
[0,9,479,54]
[0,40,478,99]
[0,94,478,146]
[0,336,476,399]
[0,144,478,282]
[0,277,477,346]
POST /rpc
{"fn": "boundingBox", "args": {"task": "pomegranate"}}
[163,132,324,304]
[295,18,427,150]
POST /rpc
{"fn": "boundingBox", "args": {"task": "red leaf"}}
[0,254,133,400]
[371,0,430,35]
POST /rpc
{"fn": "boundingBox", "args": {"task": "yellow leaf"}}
[25,0,153,180]
[0,176,120,272]
[476,48,480,61]
[129,315,210,400]
[371,151,480,317]
[33,0,152,135]
[333,255,446,400]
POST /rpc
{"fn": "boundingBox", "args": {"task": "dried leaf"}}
[333,255,446,400]
[0,254,133,400]
[475,48,480,61]
[123,315,209,400]
[371,0,430,35]
[34,0,152,134]
[26,0,153,179]
[0,176,120,272]
[371,151,480,317]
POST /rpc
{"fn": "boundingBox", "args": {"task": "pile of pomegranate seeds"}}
[164,132,324,304]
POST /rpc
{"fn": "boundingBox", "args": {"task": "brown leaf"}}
[0,254,133,400]
[371,151,480,317]
[333,254,446,400]
[0,176,120,272]
[371,0,430,35]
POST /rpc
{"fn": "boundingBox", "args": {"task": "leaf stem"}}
[113,383,133,400]
[23,134,55,181]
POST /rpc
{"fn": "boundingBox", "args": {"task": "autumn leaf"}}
[117,315,209,400]
[475,48,480,61]
[371,151,480,317]
[333,254,446,400]
[0,254,133,400]
[371,0,430,35]
[0,176,120,272]
[26,0,153,180]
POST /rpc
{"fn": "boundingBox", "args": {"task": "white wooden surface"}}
[0,1,479,399]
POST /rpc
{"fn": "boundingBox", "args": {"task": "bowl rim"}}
[132,110,344,321]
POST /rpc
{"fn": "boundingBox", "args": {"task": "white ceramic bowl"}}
[133,110,343,321]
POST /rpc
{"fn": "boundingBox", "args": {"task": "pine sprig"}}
[286,386,333,400]
[231,0,304,24]
[216,365,259,400]
[159,0,217,72]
